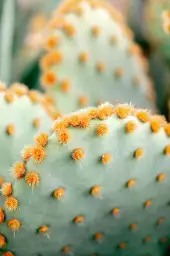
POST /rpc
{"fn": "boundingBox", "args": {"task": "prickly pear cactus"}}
[0,82,54,185]
[40,0,156,114]
[145,0,170,63]
[1,102,170,256]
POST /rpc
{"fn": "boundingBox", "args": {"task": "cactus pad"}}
[1,102,170,255]
[0,82,54,185]
[40,0,156,114]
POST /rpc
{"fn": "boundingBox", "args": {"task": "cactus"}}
[0,82,55,185]
[0,102,170,255]
[145,0,170,64]
[40,0,156,115]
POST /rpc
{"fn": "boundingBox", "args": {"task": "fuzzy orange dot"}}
[0,81,6,91]
[144,236,151,243]
[6,124,15,135]
[33,118,41,128]
[22,147,32,161]
[62,246,71,253]
[126,179,136,188]
[91,185,101,197]
[111,208,120,216]
[144,200,152,208]
[79,52,89,63]
[134,148,144,159]
[8,219,21,231]
[28,90,42,103]
[41,71,57,88]
[94,233,103,241]
[110,35,118,44]
[63,23,76,36]
[53,188,65,200]
[164,145,170,155]
[5,91,14,103]
[0,207,5,223]
[60,79,71,93]
[13,162,25,179]
[96,62,105,73]
[157,218,165,225]
[77,115,91,128]
[150,120,161,133]
[78,96,88,107]
[39,225,49,233]
[1,183,12,196]
[125,120,137,133]
[74,216,85,224]
[89,109,98,119]
[0,234,6,248]
[157,173,165,182]
[160,237,167,243]
[2,252,15,256]
[115,105,133,119]
[25,172,40,187]
[129,223,137,231]
[91,26,101,37]
[101,153,112,165]
[72,148,85,161]
[164,124,170,136]
[45,35,61,50]
[97,105,114,120]
[35,133,48,147]
[114,68,124,78]
[136,111,150,123]
[0,176,4,186]
[96,123,109,136]
[58,129,71,144]
[31,146,46,163]
[119,242,127,249]
[10,83,28,96]
[4,197,18,211]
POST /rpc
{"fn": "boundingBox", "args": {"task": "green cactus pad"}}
[40,0,156,114]
[145,0,170,63]
[0,82,54,186]
[0,102,170,256]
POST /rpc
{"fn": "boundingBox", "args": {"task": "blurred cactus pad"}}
[40,0,156,114]
[0,82,53,185]
[145,0,170,63]
[0,102,170,255]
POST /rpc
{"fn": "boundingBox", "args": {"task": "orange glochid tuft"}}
[63,23,76,36]
[8,219,21,231]
[136,111,150,123]
[2,252,15,256]
[35,133,49,147]
[101,153,112,165]
[13,162,25,179]
[144,200,152,208]
[72,148,85,161]
[94,233,103,241]
[4,91,14,103]
[96,123,109,136]
[126,179,136,188]
[53,188,65,200]
[129,223,137,231]
[150,119,161,133]
[44,34,61,51]
[38,225,49,234]
[79,52,89,63]
[25,172,40,187]
[1,183,12,196]
[91,26,101,37]
[97,105,114,120]
[4,197,18,211]
[91,185,101,197]
[22,147,32,161]
[60,79,71,93]
[74,216,85,224]
[0,233,6,248]
[157,173,165,182]
[41,71,57,88]
[125,120,137,133]
[58,129,71,144]
[62,246,71,253]
[33,118,41,128]
[114,68,124,78]
[0,207,5,223]
[28,90,42,103]
[31,146,46,163]
[164,124,170,136]
[78,95,88,107]
[6,124,15,135]
[134,148,144,159]
[115,105,134,119]
[157,218,165,225]
[111,208,120,216]
[96,62,105,73]
[10,83,28,96]
[164,145,170,155]
[119,242,127,249]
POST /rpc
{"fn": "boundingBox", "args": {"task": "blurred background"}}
[0,0,170,119]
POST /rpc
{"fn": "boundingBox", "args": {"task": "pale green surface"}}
[42,2,155,114]
[0,92,52,182]
[1,104,170,255]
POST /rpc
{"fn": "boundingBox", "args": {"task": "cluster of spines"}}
[1,103,170,254]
